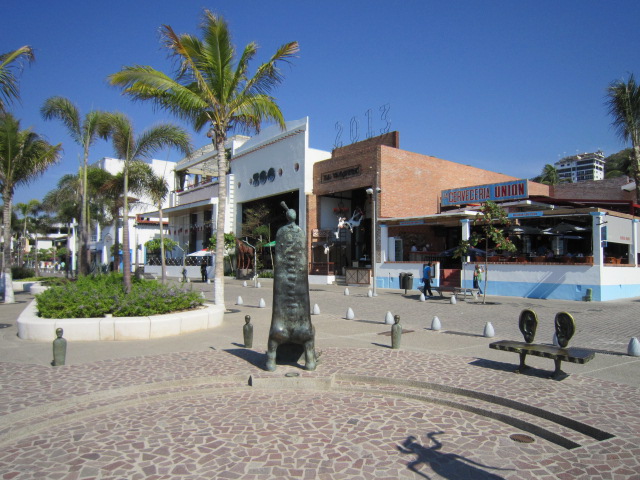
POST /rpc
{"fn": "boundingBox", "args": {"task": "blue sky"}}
[6,0,640,205]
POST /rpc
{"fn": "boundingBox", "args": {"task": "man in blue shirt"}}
[422,263,433,297]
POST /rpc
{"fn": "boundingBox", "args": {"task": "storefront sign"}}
[441,179,528,206]
[605,215,632,244]
[312,229,333,238]
[508,211,543,218]
[320,165,361,183]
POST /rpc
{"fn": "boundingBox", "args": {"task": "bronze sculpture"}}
[265,202,317,371]
[52,327,66,366]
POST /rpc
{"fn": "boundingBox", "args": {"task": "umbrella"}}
[187,249,215,257]
[542,223,590,235]
[508,225,541,235]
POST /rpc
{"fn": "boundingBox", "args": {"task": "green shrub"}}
[258,270,274,278]
[12,266,35,280]
[35,274,203,318]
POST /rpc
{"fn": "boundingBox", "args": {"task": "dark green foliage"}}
[11,266,34,279]
[35,273,203,318]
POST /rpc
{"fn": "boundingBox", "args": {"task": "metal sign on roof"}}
[441,179,528,206]
[508,211,543,218]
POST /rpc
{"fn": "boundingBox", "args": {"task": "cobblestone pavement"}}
[1,279,639,479]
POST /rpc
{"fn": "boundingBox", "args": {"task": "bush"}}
[35,274,203,318]
[12,266,35,280]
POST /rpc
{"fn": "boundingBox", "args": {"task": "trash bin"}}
[399,272,407,290]
[399,272,413,292]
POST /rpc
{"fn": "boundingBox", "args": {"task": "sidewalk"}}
[1,280,639,479]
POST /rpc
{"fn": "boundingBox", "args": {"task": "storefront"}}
[375,178,640,301]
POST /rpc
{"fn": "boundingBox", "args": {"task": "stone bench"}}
[489,309,594,380]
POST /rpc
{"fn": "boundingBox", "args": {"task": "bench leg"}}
[551,358,569,381]
[515,351,530,373]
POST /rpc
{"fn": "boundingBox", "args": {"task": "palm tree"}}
[535,164,562,185]
[41,97,106,276]
[145,171,170,283]
[0,113,61,302]
[97,161,155,274]
[0,46,34,113]
[606,74,640,200]
[14,199,40,266]
[98,112,190,292]
[109,10,298,307]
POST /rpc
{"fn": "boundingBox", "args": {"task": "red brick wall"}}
[551,177,635,202]
[379,147,526,217]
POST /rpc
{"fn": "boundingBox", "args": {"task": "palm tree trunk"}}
[3,190,15,303]
[159,205,166,284]
[80,150,90,276]
[213,137,227,307]
[122,169,131,293]
[34,237,39,277]
[633,145,640,203]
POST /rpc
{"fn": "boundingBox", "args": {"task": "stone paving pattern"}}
[1,279,640,479]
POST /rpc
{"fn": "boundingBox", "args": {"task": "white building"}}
[555,151,605,183]
[89,157,177,271]
[146,117,329,279]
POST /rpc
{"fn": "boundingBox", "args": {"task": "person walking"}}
[473,264,483,294]
[201,261,208,282]
[422,263,433,297]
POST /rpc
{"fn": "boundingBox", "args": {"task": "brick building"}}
[308,132,549,276]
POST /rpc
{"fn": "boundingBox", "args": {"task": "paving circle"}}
[1,348,639,479]
[1,387,556,479]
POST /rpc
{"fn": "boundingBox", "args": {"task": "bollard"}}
[391,315,402,349]
[257,282,262,288]
[52,328,67,366]
[243,281,247,287]
[483,322,495,338]
[367,289,373,297]
[450,294,457,304]
[259,298,266,308]
[312,304,321,315]
[346,307,355,320]
[384,311,394,325]
[628,337,640,357]
[344,287,350,296]
[236,296,244,306]
[419,292,426,302]
[431,316,441,331]
[243,315,253,348]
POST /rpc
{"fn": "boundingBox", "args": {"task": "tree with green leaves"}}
[41,97,107,275]
[0,113,61,302]
[606,74,640,200]
[604,148,633,178]
[533,164,562,185]
[98,112,190,292]
[108,10,298,307]
[454,201,516,303]
[208,232,236,273]
[0,46,34,113]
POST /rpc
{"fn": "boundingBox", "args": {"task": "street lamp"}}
[366,187,381,296]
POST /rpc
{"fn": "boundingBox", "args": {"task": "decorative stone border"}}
[17,299,225,342]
